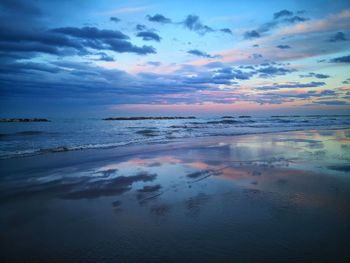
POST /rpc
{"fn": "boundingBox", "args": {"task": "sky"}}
[0,0,349,117]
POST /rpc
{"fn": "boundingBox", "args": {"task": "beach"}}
[0,128,349,262]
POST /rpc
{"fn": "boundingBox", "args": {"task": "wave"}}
[1,116,349,159]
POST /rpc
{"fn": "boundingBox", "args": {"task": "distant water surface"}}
[0,115,349,158]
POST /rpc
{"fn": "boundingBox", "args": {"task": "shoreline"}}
[1,126,349,161]
[1,127,349,176]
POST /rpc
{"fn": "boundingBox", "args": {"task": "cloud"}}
[0,61,62,74]
[250,53,263,59]
[273,10,293,19]
[135,24,147,31]
[187,49,220,58]
[146,14,172,24]
[220,28,232,35]
[328,31,348,42]
[96,52,114,61]
[299,72,330,79]
[0,0,42,17]
[255,65,295,77]
[342,78,350,84]
[276,44,291,49]
[147,61,161,66]
[284,16,308,23]
[278,10,350,36]
[105,39,156,54]
[313,100,348,105]
[255,81,326,90]
[182,15,214,35]
[0,26,83,55]
[329,54,350,63]
[136,31,161,42]
[51,27,129,40]
[244,30,260,39]
[50,26,156,55]
[243,10,309,39]
[110,17,121,23]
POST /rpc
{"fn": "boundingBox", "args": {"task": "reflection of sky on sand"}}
[1,129,350,262]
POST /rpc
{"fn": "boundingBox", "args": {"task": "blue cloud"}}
[255,65,295,77]
[182,15,214,35]
[51,27,129,40]
[255,81,326,90]
[187,49,220,58]
[96,52,114,61]
[313,100,348,105]
[136,31,161,42]
[220,28,232,35]
[328,32,348,42]
[146,14,172,24]
[147,61,161,66]
[244,30,260,39]
[342,78,350,84]
[276,45,291,49]
[135,24,147,31]
[299,72,330,79]
[110,17,121,23]
[284,16,308,23]
[273,10,293,19]
[329,55,350,63]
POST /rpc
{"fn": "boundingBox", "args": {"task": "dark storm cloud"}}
[110,17,121,23]
[255,81,326,91]
[276,45,291,49]
[329,55,350,63]
[273,9,293,19]
[220,28,232,35]
[342,78,350,84]
[328,32,348,42]
[136,31,162,42]
[146,14,172,24]
[299,72,330,79]
[187,49,220,58]
[182,15,214,35]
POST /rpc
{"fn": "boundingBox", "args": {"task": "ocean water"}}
[1,115,350,159]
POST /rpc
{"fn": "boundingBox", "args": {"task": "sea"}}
[1,115,350,159]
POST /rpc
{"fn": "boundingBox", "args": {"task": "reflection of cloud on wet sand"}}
[185,193,211,216]
[0,171,158,202]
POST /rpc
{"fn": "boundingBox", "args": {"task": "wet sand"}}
[1,129,350,262]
